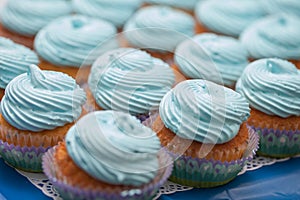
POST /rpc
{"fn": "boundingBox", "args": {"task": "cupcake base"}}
[0,88,4,101]
[290,60,300,70]
[195,21,210,34]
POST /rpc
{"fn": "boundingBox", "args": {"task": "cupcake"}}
[42,110,173,200]
[88,48,177,119]
[174,33,249,88]
[262,0,300,17]
[0,0,72,49]
[34,15,118,81]
[143,0,200,14]
[150,79,258,187]
[195,0,266,36]
[236,58,300,158]
[0,65,86,172]
[73,0,141,28]
[124,6,195,61]
[0,37,39,101]
[240,14,300,69]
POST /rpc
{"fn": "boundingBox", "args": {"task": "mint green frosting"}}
[88,48,175,114]
[73,0,141,27]
[240,14,300,60]
[262,0,300,16]
[236,58,300,118]
[124,6,195,52]
[0,0,72,36]
[0,37,39,89]
[0,65,86,132]
[66,110,161,186]
[160,80,250,144]
[144,0,200,10]
[175,33,249,87]
[34,15,118,67]
[195,0,266,37]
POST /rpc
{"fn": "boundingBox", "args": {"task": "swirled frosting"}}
[34,15,118,67]
[0,65,86,132]
[0,37,39,89]
[144,0,199,10]
[88,48,175,114]
[124,6,195,52]
[160,80,250,144]
[73,0,141,27]
[195,0,266,37]
[0,0,72,36]
[236,58,300,118]
[262,0,300,16]
[66,110,161,186]
[240,14,300,60]
[175,33,249,87]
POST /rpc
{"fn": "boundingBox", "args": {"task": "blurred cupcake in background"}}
[142,0,200,14]
[34,15,118,81]
[73,0,141,28]
[262,0,300,17]
[0,65,86,172]
[124,6,195,62]
[174,33,249,89]
[240,14,300,69]
[195,0,266,36]
[236,58,300,158]
[43,110,173,200]
[88,48,176,120]
[0,0,72,49]
[0,37,39,100]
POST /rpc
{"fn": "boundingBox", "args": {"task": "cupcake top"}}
[66,110,161,186]
[144,0,200,10]
[0,37,39,89]
[73,0,141,27]
[0,0,72,36]
[262,0,300,16]
[160,80,250,144]
[195,0,266,37]
[240,14,300,60]
[0,65,86,132]
[34,15,118,67]
[175,33,249,87]
[236,58,300,118]
[124,6,195,52]
[88,48,175,114]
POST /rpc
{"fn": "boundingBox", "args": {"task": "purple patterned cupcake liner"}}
[0,140,49,172]
[250,126,300,158]
[42,145,173,200]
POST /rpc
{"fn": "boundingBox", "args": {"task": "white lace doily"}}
[13,154,299,200]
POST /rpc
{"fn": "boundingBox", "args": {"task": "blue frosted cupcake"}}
[124,6,195,61]
[0,37,39,100]
[240,14,300,68]
[195,0,266,36]
[0,0,72,48]
[0,65,86,172]
[42,110,173,200]
[236,58,300,158]
[174,33,249,88]
[73,0,141,28]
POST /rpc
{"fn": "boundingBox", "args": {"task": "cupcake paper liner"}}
[0,139,49,172]
[42,145,173,200]
[251,126,300,158]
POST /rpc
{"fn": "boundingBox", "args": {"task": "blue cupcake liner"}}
[42,145,173,200]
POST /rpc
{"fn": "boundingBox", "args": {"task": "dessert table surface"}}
[1,156,300,200]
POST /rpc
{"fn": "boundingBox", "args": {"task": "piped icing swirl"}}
[240,14,300,60]
[73,0,141,27]
[88,48,175,114]
[236,58,300,118]
[144,0,200,10]
[0,37,39,89]
[66,110,161,186]
[175,33,249,87]
[262,0,300,16]
[195,0,266,37]
[34,15,118,67]
[160,80,250,144]
[0,65,86,132]
[124,6,195,52]
[0,0,72,36]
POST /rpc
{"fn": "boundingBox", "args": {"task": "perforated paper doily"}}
[12,155,299,200]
